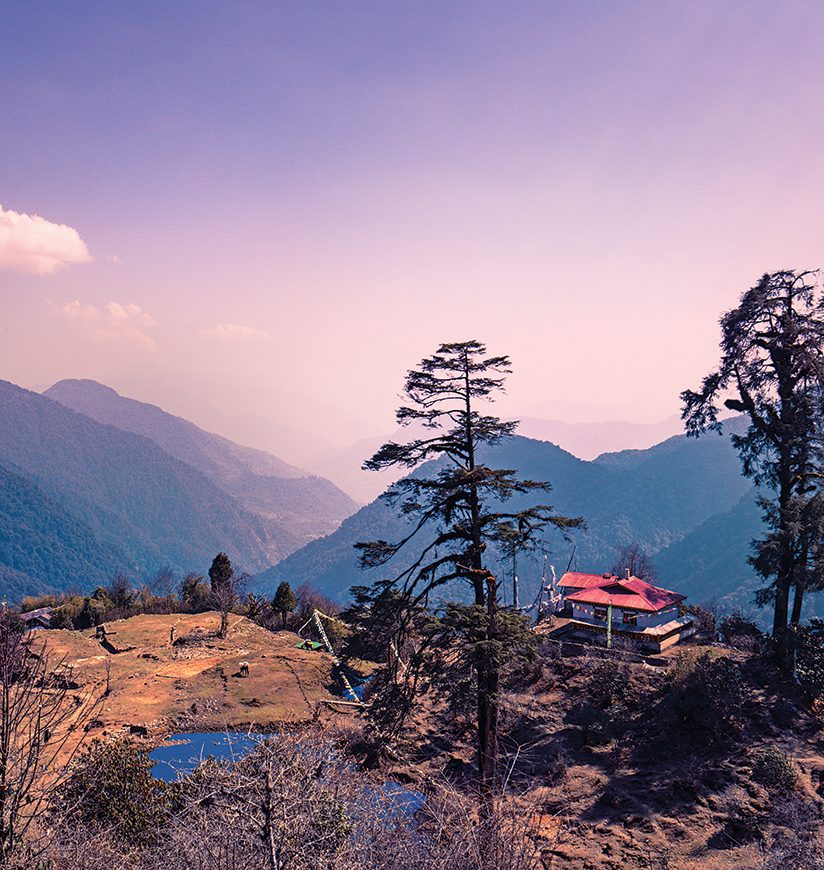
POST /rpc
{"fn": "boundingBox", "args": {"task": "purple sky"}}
[2,2,823,465]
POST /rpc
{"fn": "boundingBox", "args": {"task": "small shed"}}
[19,607,54,630]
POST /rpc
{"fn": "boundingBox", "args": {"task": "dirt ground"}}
[394,634,824,870]
[34,613,824,868]
[39,612,345,744]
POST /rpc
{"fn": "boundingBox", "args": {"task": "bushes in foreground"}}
[41,733,543,870]
[796,619,824,709]
[55,739,171,849]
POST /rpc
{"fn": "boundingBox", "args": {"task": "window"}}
[622,611,638,626]
[594,607,608,622]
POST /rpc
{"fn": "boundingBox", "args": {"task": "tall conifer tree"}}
[681,270,824,647]
[357,340,582,804]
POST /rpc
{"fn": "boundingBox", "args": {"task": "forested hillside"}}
[0,381,302,592]
[258,424,755,604]
[0,460,128,597]
[45,379,357,542]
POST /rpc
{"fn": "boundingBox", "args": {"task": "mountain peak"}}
[47,378,119,396]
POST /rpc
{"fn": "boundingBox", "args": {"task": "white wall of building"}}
[571,602,677,629]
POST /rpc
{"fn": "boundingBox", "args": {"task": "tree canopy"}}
[357,340,583,805]
[681,270,824,643]
[273,581,297,628]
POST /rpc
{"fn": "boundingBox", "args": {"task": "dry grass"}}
[40,612,346,744]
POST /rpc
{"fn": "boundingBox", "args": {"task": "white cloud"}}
[63,300,157,349]
[201,322,270,341]
[0,205,92,275]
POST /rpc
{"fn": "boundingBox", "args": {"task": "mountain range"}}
[45,380,356,542]
[260,419,824,626]
[3,377,819,626]
[257,419,777,613]
[514,415,685,461]
[0,379,357,596]
[304,416,689,504]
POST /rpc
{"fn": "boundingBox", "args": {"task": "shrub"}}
[760,794,824,869]
[20,593,60,612]
[719,612,763,650]
[752,745,798,792]
[543,741,568,782]
[586,657,628,709]
[672,652,747,740]
[684,604,717,639]
[55,739,170,848]
[796,619,824,707]
[48,607,74,630]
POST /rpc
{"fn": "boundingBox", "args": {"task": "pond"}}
[149,731,278,781]
[149,732,425,818]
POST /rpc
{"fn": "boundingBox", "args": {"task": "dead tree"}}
[0,611,99,863]
[208,555,247,639]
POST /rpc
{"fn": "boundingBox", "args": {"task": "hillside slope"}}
[45,379,357,542]
[656,489,824,625]
[40,612,342,736]
[259,427,752,602]
[0,459,129,596]
[0,380,298,588]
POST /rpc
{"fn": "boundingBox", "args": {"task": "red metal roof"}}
[558,571,617,590]
[564,575,685,613]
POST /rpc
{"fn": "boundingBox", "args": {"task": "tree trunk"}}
[220,609,229,639]
[790,540,808,627]
[512,552,519,610]
[263,764,280,870]
[462,350,486,608]
[477,571,499,817]
[790,586,804,626]
[772,302,801,660]
[772,452,793,650]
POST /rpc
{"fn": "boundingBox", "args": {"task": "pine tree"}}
[681,270,824,650]
[209,552,236,638]
[273,581,297,629]
[357,340,583,806]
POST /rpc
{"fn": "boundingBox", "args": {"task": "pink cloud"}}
[63,300,157,349]
[0,205,92,274]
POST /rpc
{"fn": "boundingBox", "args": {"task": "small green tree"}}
[273,581,297,629]
[209,553,237,638]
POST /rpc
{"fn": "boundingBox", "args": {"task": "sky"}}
[1,1,823,467]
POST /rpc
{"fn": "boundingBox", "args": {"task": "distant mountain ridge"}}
[271,416,817,625]
[45,379,357,544]
[516,415,685,461]
[257,424,756,605]
[2,376,810,623]
[0,380,287,591]
[306,415,703,505]
[0,380,357,598]
[46,380,304,479]
[0,458,126,598]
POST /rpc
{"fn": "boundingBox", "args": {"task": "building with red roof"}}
[557,571,695,652]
